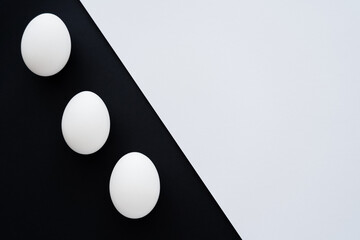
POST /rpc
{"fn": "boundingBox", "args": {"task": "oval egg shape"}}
[21,13,71,77]
[61,91,110,155]
[109,152,160,219]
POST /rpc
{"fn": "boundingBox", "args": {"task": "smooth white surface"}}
[61,91,110,155]
[81,1,360,239]
[109,152,160,219]
[21,13,71,77]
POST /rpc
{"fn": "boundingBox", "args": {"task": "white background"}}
[81,1,360,239]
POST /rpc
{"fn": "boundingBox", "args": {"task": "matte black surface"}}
[0,0,240,239]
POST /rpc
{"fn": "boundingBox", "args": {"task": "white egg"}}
[21,13,71,77]
[109,152,160,219]
[61,91,110,155]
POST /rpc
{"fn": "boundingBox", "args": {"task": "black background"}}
[0,0,240,239]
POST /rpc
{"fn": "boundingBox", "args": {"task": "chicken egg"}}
[21,13,71,76]
[61,91,110,155]
[109,152,160,219]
